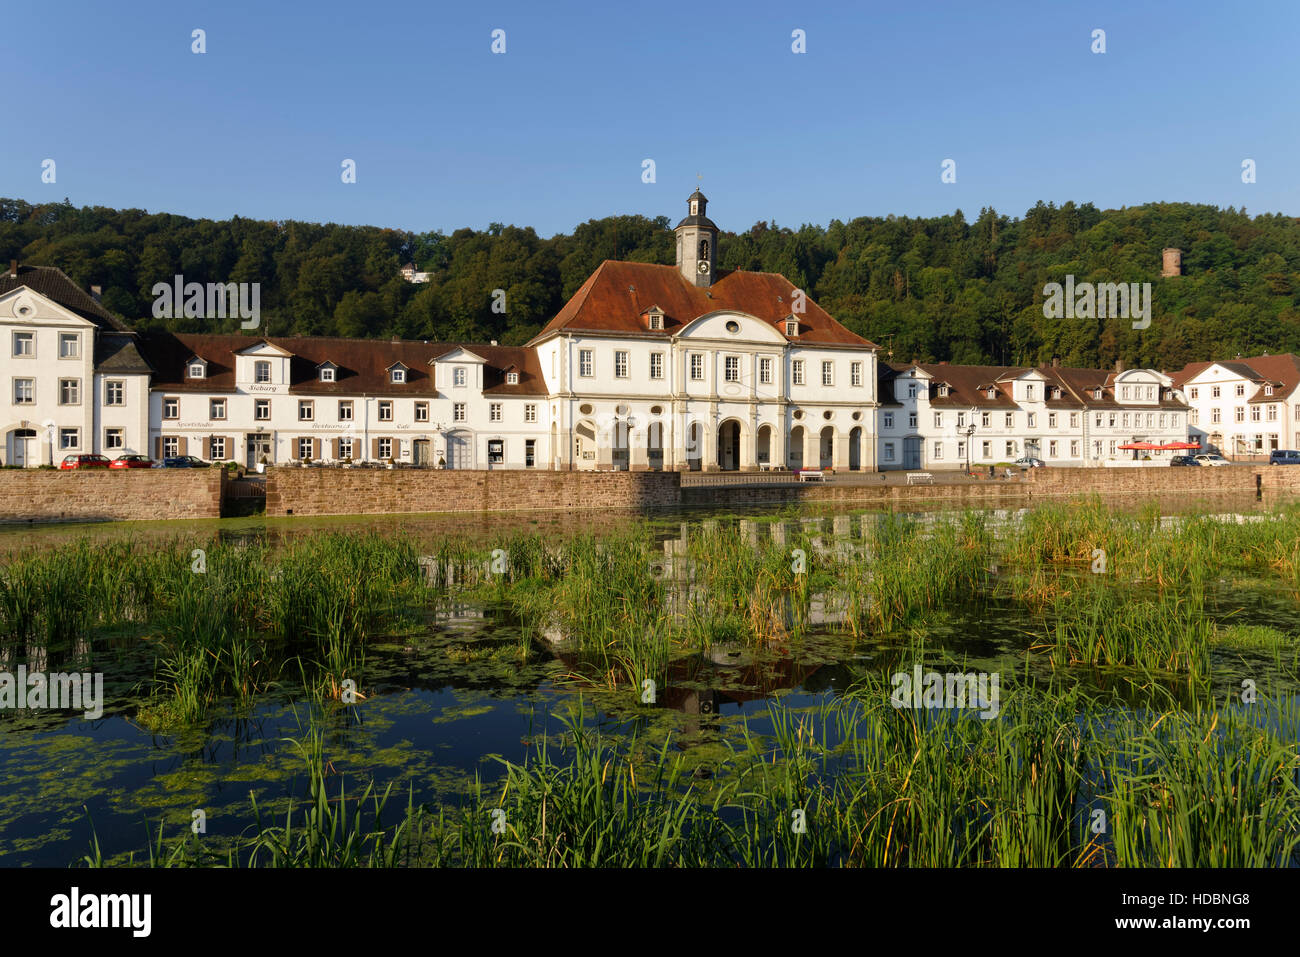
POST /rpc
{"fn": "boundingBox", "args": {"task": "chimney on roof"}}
[90,285,102,302]
[391,335,400,343]
[1115,359,1125,373]
[8,260,16,278]
[1051,355,1060,368]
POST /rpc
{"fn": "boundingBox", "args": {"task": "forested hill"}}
[3,197,1298,370]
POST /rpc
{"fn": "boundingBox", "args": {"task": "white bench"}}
[798,469,825,482]
[906,472,934,485]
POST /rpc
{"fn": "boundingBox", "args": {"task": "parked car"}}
[1014,457,1045,469]
[1169,455,1201,467]
[109,454,154,469]
[1194,453,1231,467]
[58,453,111,470]
[1269,449,1300,465]
[153,455,210,469]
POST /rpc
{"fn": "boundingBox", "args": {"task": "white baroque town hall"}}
[4,190,1240,473]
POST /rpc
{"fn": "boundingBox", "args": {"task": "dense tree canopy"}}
[2,197,1297,368]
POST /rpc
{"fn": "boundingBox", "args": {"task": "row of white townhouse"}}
[4,193,1281,472]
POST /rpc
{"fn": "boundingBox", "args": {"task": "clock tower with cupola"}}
[675,189,718,288]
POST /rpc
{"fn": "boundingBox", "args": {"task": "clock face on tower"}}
[697,261,710,274]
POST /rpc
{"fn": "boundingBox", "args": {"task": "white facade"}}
[0,285,149,466]
[1178,360,1300,457]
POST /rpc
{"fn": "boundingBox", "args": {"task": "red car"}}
[110,454,154,469]
[59,453,111,470]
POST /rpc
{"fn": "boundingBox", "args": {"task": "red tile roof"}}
[1171,354,1300,402]
[530,261,876,348]
[140,334,547,396]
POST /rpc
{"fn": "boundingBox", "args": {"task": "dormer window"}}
[187,360,206,379]
[1265,385,1274,396]
[1025,385,1035,400]
[255,361,271,384]
[1093,388,1103,400]
[1051,387,1061,399]
[319,367,335,382]
[391,368,406,384]
[785,319,798,337]
[986,387,996,399]
[937,384,950,397]
[453,367,467,387]
[507,372,519,385]
[644,307,665,331]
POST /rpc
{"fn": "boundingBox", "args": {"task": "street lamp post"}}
[962,423,976,474]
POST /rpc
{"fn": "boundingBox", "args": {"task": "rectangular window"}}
[415,402,429,422]
[255,399,270,421]
[338,437,353,460]
[883,413,894,429]
[1069,412,1079,428]
[378,438,392,460]
[488,439,504,464]
[210,398,226,420]
[319,367,335,382]
[614,351,629,378]
[1005,412,1014,428]
[932,441,943,460]
[298,400,314,421]
[14,378,34,404]
[650,353,664,379]
[296,438,313,459]
[59,333,80,358]
[981,412,990,428]
[105,380,125,406]
[1267,404,1278,422]
[1070,440,1079,458]
[1048,413,1057,428]
[908,412,917,429]
[59,378,80,405]
[1235,406,1245,423]
[1005,441,1015,457]
[454,367,467,387]
[1027,413,1037,428]
[725,356,739,382]
[1025,384,1035,401]
[981,440,991,458]
[579,350,594,377]
[821,361,833,387]
[162,437,179,458]
[59,428,79,450]
[956,441,966,459]
[379,401,393,422]
[907,383,917,399]
[883,442,895,461]
[1211,407,1221,424]
[1251,406,1261,422]
[1236,383,1245,396]
[454,403,466,422]
[1122,413,1130,429]
[934,412,943,428]
[105,428,124,450]
[851,361,862,387]
[1190,387,1199,399]
[1108,413,1117,428]
[338,400,353,421]
[1158,413,1166,428]
[525,404,537,423]
[690,354,704,381]
[1211,386,1221,398]
[1049,440,1058,457]
[792,360,805,386]
[12,332,34,357]
[163,396,179,419]
[255,361,271,384]
[210,436,226,460]
[525,439,536,468]
[759,356,773,384]
[490,403,502,422]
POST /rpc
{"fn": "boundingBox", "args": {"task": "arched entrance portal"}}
[686,422,703,471]
[849,427,862,470]
[756,424,773,469]
[788,426,805,470]
[717,420,741,471]
[819,427,835,469]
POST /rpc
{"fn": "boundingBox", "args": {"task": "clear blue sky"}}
[3,0,1296,236]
